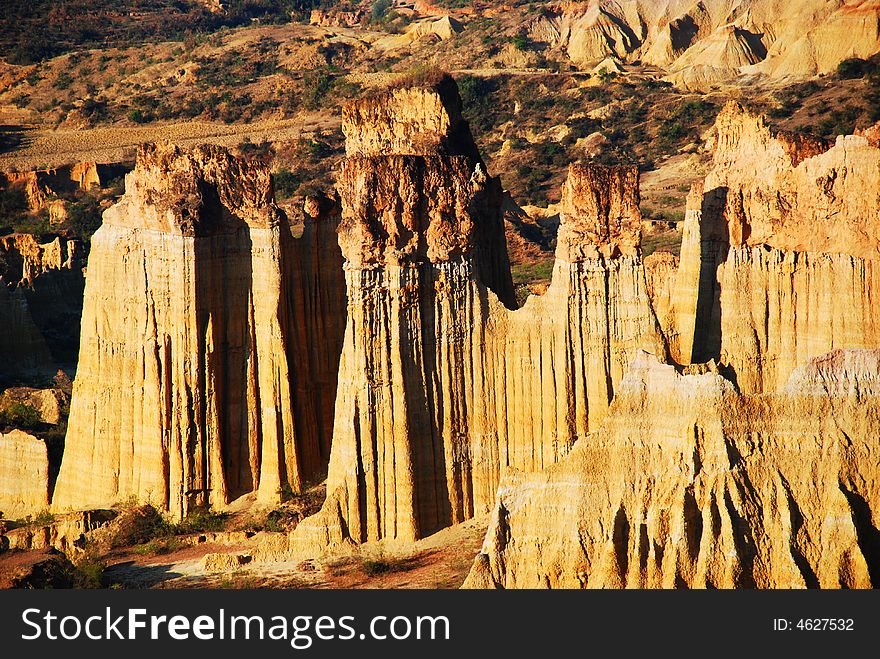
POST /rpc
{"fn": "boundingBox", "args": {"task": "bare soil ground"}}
[102,516,488,590]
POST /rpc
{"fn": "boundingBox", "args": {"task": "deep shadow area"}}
[0,125,28,155]
[840,484,880,587]
[691,186,730,363]
[103,561,184,588]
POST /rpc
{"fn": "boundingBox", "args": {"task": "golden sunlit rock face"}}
[32,77,880,589]
[463,102,880,590]
[0,429,50,518]
[536,0,880,87]
[268,80,668,552]
[464,349,880,589]
[52,143,346,519]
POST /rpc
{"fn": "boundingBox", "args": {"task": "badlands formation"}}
[257,82,880,590]
[51,144,346,518]
[525,0,880,87]
[463,100,880,588]
[2,76,879,588]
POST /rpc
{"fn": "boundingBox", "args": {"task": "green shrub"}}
[457,74,500,134]
[302,71,335,110]
[66,195,103,240]
[272,168,302,200]
[360,553,416,577]
[74,557,105,588]
[32,509,55,526]
[511,33,530,51]
[0,402,43,430]
[0,182,28,218]
[837,58,873,79]
[171,509,228,535]
[134,537,181,556]
[53,71,73,90]
[362,559,392,576]
[371,0,392,22]
[127,108,147,123]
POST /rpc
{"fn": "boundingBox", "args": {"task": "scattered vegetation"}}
[752,56,880,138]
[132,537,183,556]
[15,509,57,527]
[324,552,420,578]
[0,182,29,220]
[837,57,878,80]
[0,0,326,64]
[272,168,305,200]
[511,259,554,305]
[370,0,392,22]
[99,503,229,557]
[454,73,720,205]
[172,509,229,535]
[72,556,107,588]
[642,229,683,258]
[0,402,43,431]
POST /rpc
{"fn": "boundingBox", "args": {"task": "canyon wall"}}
[52,143,345,518]
[464,103,880,589]
[320,80,516,543]
[268,80,668,553]
[678,102,880,392]
[464,350,880,589]
[17,79,879,590]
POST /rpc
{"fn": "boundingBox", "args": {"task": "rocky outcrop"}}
[309,8,364,28]
[0,234,81,287]
[464,102,880,589]
[0,430,50,518]
[464,350,880,589]
[677,102,880,392]
[266,79,667,555]
[527,1,880,86]
[1,510,117,554]
[316,78,516,544]
[522,163,666,433]
[52,143,346,518]
[375,16,464,50]
[341,76,482,162]
[1,162,122,214]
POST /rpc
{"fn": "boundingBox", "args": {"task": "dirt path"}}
[0,112,338,171]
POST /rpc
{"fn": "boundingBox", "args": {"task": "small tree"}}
[837,58,872,79]
[371,0,392,22]
[512,33,530,51]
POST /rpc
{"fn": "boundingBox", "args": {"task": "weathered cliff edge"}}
[0,233,83,383]
[33,82,880,588]
[259,80,667,557]
[676,102,880,392]
[464,350,880,589]
[463,105,880,588]
[52,143,345,518]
